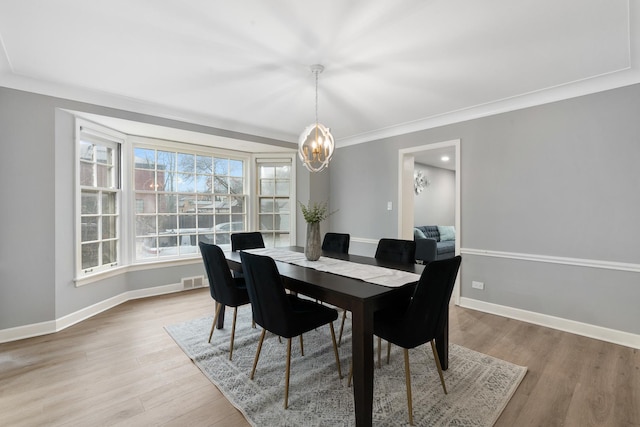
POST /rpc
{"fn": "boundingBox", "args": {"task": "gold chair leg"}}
[299,334,304,356]
[284,338,292,409]
[329,322,342,379]
[229,307,238,360]
[404,348,414,426]
[386,341,391,364]
[430,340,448,394]
[250,329,266,380]
[208,303,223,343]
[338,310,347,346]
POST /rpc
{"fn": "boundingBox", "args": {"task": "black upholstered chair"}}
[321,232,350,254]
[198,242,251,360]
[231,232,265,252]
[374,255,462,425]
[375,238,416,264]
[240,251,343,409]
[320,232,351,345]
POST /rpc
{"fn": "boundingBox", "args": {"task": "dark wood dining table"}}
[223,246,449,427]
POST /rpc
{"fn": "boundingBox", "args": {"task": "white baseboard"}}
[0,282,186,343]
[459,297,640,350]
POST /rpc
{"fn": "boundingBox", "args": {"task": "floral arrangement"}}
[298,200,336,224]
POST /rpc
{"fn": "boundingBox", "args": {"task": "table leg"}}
[351,304,374,427]
[435,309,449,370]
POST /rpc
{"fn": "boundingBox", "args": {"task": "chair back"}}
[199,242,245,305]
[231,232,265,251]
[375,238,416,264]
[322,232,350,254]
[403,256,461,347]
[240,251,294,335]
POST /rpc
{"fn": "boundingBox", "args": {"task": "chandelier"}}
[298,64,335,173]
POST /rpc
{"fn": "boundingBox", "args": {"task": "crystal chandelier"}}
[298,64,335,173]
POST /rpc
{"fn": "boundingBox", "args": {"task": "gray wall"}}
[0,87,293,330]
[330,83,640,335]
[413,163,455,226]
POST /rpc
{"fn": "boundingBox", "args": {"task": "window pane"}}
[135,169,157,191]
[196,155,212,174]
[259,214,274,230]
[79,141,94,161]
[96,145,112,165]
[157,150,175,171]
[157,234,178,257]
[179,214,196,230]
[177,173,195,192]
[80,162,94,186]
[199,234,215,245]
[197,214,214,229]
[275,165,291,179]
[276,199,290,213]
[229,159,243,177]
[102,216,116,239]
[134,148,155,169]
[230,196,245,214]
[196,195,214,213]
[102,192,116,214]
[214,176,229,194]
[275,181,289,196]
[158,215,177,232]
[138,236,156,259]
[81,216,99,241]
[214,158,228,175]
[96,164,112,188]
[260,165,275,179]
[158,194,177,213]
[136,193,156,213]
[81,242,99,269]
[180,194,197,213]
[102,240,117,264]
[260,198,274,213]
[136,216,156,236]
[260,180,274,195]
[177,153,195,173]
[229,177,243,194]
[196,175,211,193]
[278,214,290,230]
[81,191,98,214]
[215,196,231,214]
[159,171,176,192]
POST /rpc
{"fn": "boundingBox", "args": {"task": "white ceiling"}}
[1,1,638,148]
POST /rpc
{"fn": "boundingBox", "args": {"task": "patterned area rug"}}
[165,305,526,426]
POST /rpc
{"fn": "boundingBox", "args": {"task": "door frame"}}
[397,139,461,304]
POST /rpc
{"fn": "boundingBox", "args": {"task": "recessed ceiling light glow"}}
[441,156,450,162]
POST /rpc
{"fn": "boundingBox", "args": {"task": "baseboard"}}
[459,297,640,350]
[0,282,186,344]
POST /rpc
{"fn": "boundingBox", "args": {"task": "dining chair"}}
[231,231,265,252]
[321,232,350,254]
[373,255,462,425]
[240,251,343,409]
[198,242,251,360]
[320,232,352,346]
[375,238,416,264]
[374,238,417,357]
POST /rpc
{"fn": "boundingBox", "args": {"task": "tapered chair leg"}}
[430,340,448,394]
[229,307,238,360]
[284,338,292,409]
[208,303,223,343]
[329,322,342,379]
[250,329,266,380]
[377,337,382,368]
[338,310,347,346]
[347,359,353,387]
[299,335,304,356]
[403,348,414,426]
[386,341,391,364]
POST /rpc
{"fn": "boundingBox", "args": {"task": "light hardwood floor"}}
[1,288,638,426]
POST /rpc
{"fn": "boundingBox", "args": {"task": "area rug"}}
[165,305,526,426]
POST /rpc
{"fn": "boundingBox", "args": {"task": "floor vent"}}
[182,275,205,289]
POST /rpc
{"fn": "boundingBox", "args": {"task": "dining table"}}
[223,246,450,427]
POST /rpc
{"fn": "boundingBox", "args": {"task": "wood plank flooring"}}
[1,288,638,426]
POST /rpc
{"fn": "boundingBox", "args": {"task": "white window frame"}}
[254,155,296,247]
[75,120,125,278]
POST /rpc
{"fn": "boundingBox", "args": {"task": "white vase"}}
[305,222,321,261]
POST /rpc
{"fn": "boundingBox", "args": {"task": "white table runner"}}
[244,248,421,288]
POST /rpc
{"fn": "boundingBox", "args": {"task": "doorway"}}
[397,139,461,303]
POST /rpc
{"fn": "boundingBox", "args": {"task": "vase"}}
[305,222,322,261]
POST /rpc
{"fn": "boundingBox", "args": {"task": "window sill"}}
[74,257,202,287]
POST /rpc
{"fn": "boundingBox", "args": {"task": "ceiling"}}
[0,1,638,149]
